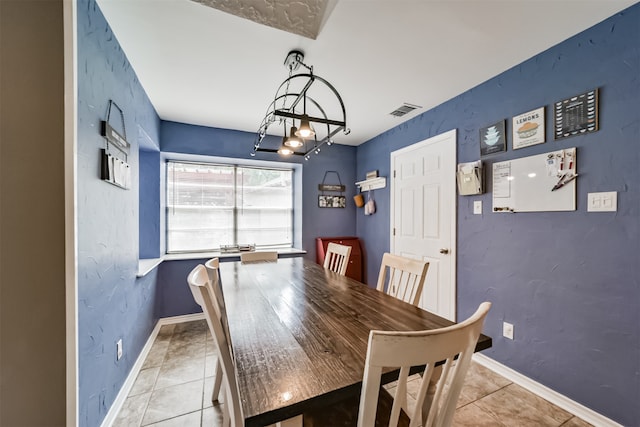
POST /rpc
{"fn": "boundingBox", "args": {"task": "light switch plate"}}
[588,191,617,212]
[503,322,514,340]
[473,200,482,215]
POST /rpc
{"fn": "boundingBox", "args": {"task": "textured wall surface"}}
[139,150,161,258]
[356,5,639,425]
[156,121,358,317]
[160,121,358,261]
[77,0,161,425]
[78,0,638,424]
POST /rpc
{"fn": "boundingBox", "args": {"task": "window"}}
[166,161,293,253]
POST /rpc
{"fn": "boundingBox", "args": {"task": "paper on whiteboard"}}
[493,162,511,198]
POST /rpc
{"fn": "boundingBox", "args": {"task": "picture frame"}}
[512,107,545,150]
[480,120,507,156]
[554,89,599,140]
[318,195,346,208]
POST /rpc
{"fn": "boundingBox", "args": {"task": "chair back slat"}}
[204,258,233,356]
[202,258,225,403]
[204,258,226,320]
[240,251,278,263]
[356,302,491,427]
[187,264,243,426]
[376,253,429,305]
[323,242,352,276]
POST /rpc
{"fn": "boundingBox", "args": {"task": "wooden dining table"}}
[218,257,492,426]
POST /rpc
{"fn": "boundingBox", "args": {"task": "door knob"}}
[439,248,449,254]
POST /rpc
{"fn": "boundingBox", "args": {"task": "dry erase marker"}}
[552,174,578,191]
[563,174,578,185]
[552,173,567,191]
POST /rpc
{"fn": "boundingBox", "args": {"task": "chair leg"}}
[222,394,230,427]
[212,358,223,402]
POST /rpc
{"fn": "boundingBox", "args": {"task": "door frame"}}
[64,0,79,424]
[390,129,457,320]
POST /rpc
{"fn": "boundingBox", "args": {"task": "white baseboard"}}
[100,313,205,427]
[472,354,622,427]
[158,312,205,325]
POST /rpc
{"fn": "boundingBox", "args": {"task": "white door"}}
[390,129,457,321]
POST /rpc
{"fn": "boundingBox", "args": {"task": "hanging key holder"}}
[101,100,130,158]
[318,171,346,208]
[100,100,132,189]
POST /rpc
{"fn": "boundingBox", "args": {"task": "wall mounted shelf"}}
[356,177,386,191]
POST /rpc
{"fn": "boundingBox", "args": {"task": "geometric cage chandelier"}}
[252,50,350,160]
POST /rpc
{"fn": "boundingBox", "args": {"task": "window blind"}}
[167,161,293,253]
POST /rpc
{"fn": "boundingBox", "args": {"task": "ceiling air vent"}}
[389,103,422,117]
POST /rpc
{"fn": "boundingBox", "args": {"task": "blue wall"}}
[161,121,358,257]
[77,0,161,425]
[155,121,358,318]
[356,6,639,425]
[139,150,161,258]
[80,0,637,424]
[79,1,357,421]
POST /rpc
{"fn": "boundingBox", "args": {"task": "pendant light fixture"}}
[295,115,315,139]
[284,126,304,148]
[252,50,349,159]
[295,95,315,139]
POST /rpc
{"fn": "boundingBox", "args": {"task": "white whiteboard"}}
[492,148,576,212]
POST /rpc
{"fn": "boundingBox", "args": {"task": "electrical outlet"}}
[503,322,514,340]
[473,200,482,215]
[116,339,123,360]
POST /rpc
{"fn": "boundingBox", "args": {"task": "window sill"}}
[137,258,163,277]
[137,248,307,277]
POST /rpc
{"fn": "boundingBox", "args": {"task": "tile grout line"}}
[142,328,177,426]
[138,330,171,427]
[142,409,203,427]
[140,321,211,426]
[142,325,187,426]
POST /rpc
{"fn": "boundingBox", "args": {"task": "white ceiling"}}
[96,0,636,147]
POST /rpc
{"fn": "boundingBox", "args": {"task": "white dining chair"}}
[187,264,244,427]
[203,258,224,403]
[240,251,278,263]
[323,242,352,276]
[376,253,429,306]
[303,302,492,427]
[189,263,302,427]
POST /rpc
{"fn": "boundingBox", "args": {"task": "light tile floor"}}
[113,320,593,427]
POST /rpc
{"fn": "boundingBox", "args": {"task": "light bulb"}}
[284,127,304,147]
[295,115,315,139]
[278,146,293,155]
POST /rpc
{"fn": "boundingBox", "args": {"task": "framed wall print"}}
[480,120,507,156]
[318,170,346,208]
[318,195,346,208]
[512,107,545,150]
[554,89,598,140]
